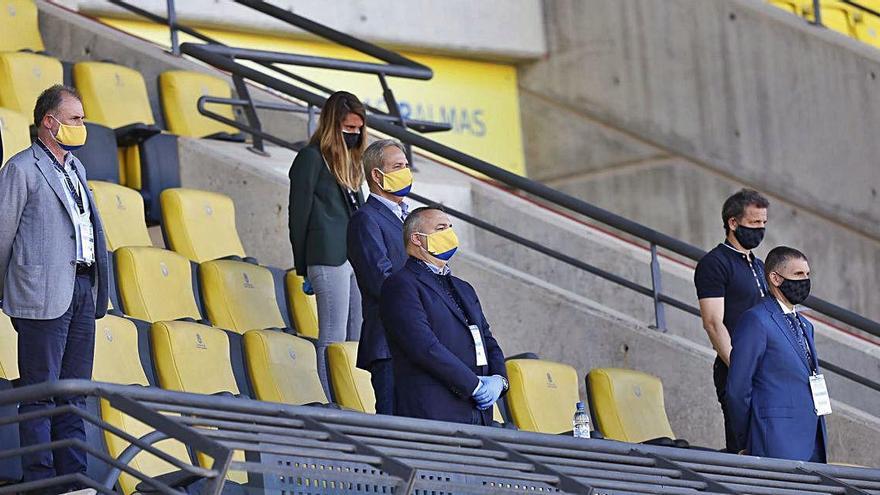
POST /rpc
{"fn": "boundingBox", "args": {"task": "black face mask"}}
[776,276,811,305]
[733,225,765,250]
[342,131,360,150]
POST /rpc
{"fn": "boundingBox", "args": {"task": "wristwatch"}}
[500,375,509,392]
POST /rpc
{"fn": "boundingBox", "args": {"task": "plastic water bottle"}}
[573,401,592,438]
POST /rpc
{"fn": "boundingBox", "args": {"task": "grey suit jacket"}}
[0,142,109,320]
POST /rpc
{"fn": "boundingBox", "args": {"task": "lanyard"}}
[784,313,816,374]
[39,141,85,215]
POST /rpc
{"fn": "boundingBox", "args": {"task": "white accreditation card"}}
[79,215,95,264]
[809,373,832,416]
[469,324,488,367]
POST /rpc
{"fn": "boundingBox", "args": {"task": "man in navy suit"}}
[727,246,828,462]
[347,139,411,414]
[380,206,508,425]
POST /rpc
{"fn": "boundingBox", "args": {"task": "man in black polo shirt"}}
[694,189,769,453]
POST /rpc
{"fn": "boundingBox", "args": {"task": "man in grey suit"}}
[0,85,109,491]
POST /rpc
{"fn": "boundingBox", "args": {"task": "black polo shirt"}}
[694,241,768,336]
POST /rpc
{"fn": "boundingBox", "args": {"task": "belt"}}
[75,262,93,275]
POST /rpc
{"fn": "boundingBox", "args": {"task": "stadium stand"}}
[159,187,248,263]
[88,181,153,251]
[768,0,880,49]
[0,52,63,114]
[158,70,242,140]
[0,106,30,165]
[587,368,679,445]
[505,358,580,434]
[242,329,329,405]
[327,341,376,413]
[198,259,289,334]
[0,0,43,52]
[114,246,203,322]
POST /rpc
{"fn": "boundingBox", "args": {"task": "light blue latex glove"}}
[474,375,504,410]
[302,277,314,295]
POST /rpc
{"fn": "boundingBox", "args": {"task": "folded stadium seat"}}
[199,259,290,334]
[159,188,250,264]
[0,52,63,114]
[243,329,329,406]
[114,246,204,323]
[586,368,684,447]
[158,71,244,141]
[92,314,195,495]
[89,181,152,251]
[0,0,44,52]
[0,311,21,483]
[0,107,31,166]
[151,320,249,484]
[73,61,179,223]
[505,359,580,434]
[327,342,375,413]
[284,272,319,339]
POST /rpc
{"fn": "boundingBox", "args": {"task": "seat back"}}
[587,368,675,443]
[73,62,155,129]
[285,271,319,339]
[151,320,239,396]
[506,359,580,434]
[243,330,327,405]
[327,342,375,413]
[0,311,18,382]
[0,52,63,114]
[0,107,31,166]
[92,315,192,495]
[73,122,122,183]
[159,71,238,138]
[115,247,202,322]
[199,260,286,334]
[0,311,20,482]
[88,181,152,251]
[0,0,44,52]
[160,188,246,263]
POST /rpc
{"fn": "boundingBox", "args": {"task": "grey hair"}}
[402,205,444,247]
[363,139,406,178]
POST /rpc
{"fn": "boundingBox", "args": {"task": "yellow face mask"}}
[51,115,87,151]
[377,167,413,197]
[418,227,459,261]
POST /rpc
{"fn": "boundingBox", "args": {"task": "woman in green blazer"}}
[289,91,366,392]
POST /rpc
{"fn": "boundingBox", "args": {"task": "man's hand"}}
[302,277,314,295]
[473,375,504,410]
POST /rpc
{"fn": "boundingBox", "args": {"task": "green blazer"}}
[289,143,364,275]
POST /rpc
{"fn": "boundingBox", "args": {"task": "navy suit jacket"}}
[347,195,408,370]
[380,258,507,425]
[727,297,827,461]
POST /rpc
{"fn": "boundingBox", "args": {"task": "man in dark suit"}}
[0,85,109,489]
[727,246,828,462]
[380,206,508,425]
[347,139,412,414]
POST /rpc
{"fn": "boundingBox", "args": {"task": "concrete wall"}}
[66,0,546,61]
[518,0,880,322]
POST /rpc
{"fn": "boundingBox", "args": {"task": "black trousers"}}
[369,359,395,415]
[713,356,741,453]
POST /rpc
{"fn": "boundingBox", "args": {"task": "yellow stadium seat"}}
[506,359,580,434]
[73,62,155,130]
[92,315,191,495]
[115,246,202,322]
[0,107,31,166]
[327,342,375,414]
[586,368,676,444]
[0,311,18,382]
[285,271,319,339]
[159,71,239,139]
[199,259,286,334]
[0,0,44,52]
[160,188,247,263]
[768,0,801,14]
[803,2,860,37]
[0,52,63,115]
[854,10,880,47]
[88,181,152,251]
[243,329,328,405]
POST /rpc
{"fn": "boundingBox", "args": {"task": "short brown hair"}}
[33,84,81,126]
[722,188,769,232]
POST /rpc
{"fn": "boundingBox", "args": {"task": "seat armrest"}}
[115,123,161,147]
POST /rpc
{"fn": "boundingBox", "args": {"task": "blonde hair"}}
[308,91,367,191]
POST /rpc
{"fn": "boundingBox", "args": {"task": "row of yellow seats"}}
[0,310,371,493]
[769,0,880,48]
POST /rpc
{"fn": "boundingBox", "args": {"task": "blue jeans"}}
[13,273,95,484]
[370,359,394,415]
